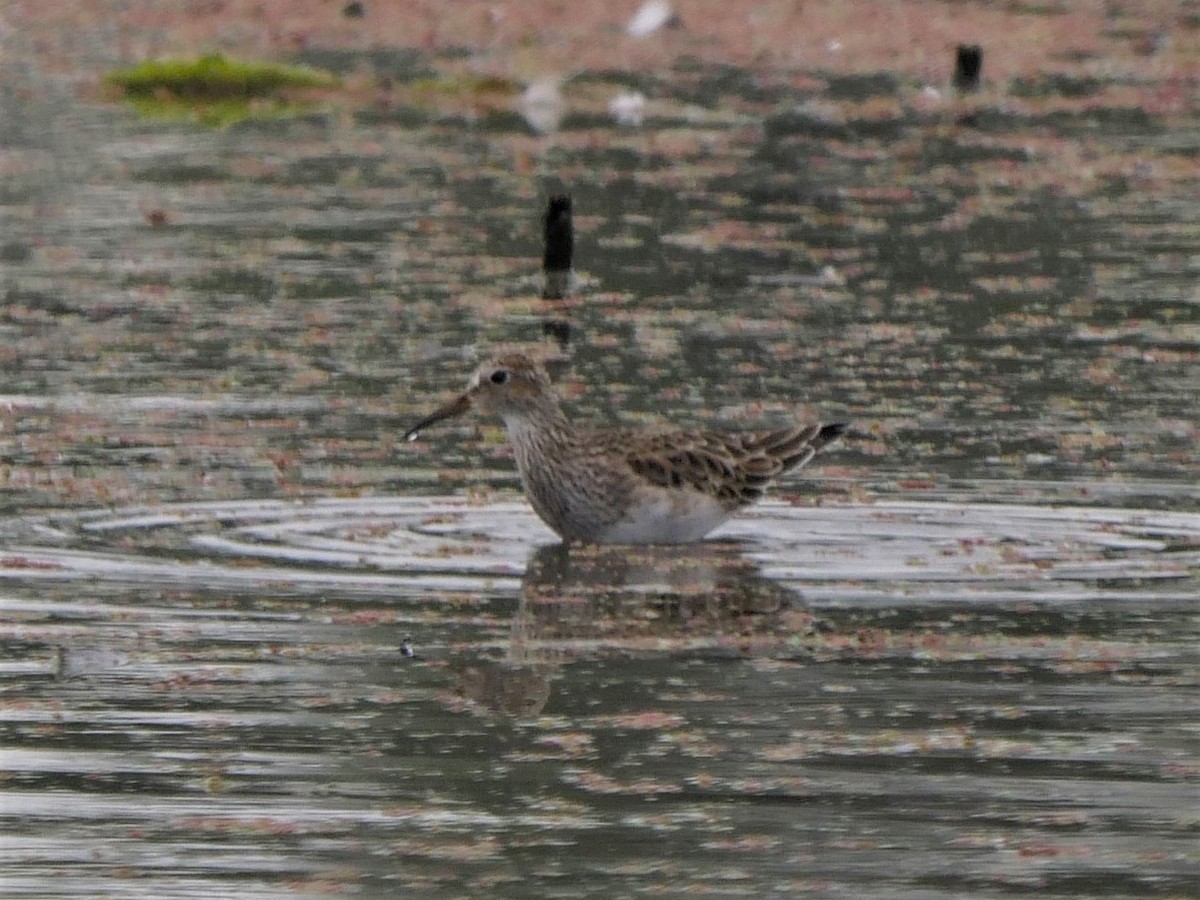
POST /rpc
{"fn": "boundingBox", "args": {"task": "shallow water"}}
[2,496,1198,897]
[2,27,1199,900]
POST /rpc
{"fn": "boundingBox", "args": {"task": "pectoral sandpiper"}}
[404,352,846,544]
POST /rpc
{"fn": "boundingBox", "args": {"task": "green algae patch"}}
[105,53,339,125]
[107,53,338,98]
[406,73,519,111]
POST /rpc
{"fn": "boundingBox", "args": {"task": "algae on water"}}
[106,53,339,125]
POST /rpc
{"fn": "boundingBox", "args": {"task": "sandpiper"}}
[404,352,847,544]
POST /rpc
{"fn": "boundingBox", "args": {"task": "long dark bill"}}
[403,393,472,442]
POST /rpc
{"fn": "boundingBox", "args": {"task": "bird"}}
[404,351,846,544]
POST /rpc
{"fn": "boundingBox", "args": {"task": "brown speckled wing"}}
[621,422,843,510]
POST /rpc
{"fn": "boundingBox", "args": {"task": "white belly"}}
[592,488,732,544]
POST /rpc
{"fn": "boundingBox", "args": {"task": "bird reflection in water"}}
[447,541,821,718]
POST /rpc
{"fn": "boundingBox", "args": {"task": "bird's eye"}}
[489,369,509,385]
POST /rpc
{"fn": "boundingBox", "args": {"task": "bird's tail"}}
[757,421,848,473]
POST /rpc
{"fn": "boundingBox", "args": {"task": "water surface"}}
[1,28,1198,899]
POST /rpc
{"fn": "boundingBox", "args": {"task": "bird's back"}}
[600,420,845,510]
